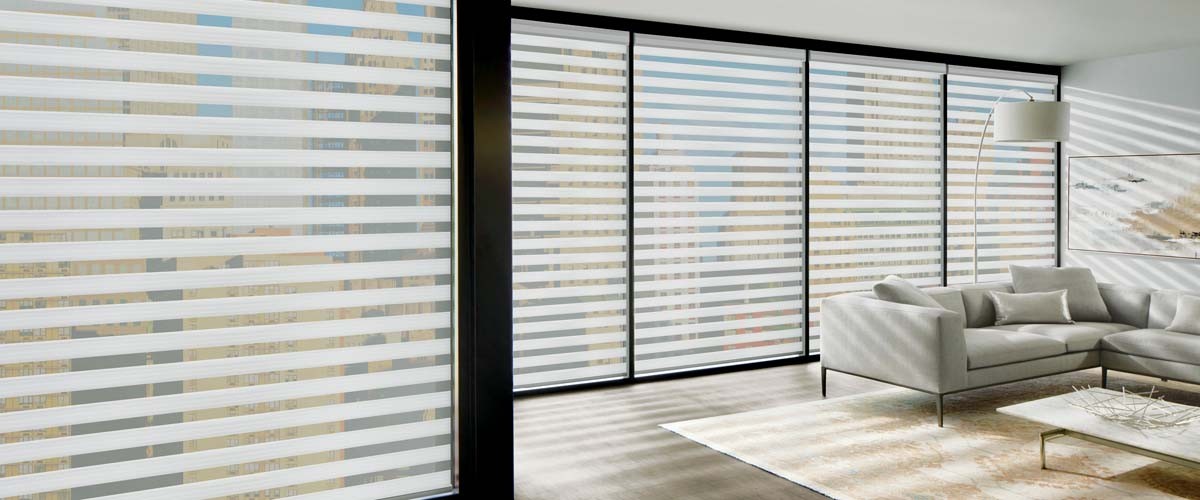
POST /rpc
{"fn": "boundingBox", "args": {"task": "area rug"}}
[662,372,1200,499]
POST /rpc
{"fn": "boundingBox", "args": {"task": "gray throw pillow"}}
[873,275,944,309]
[1166,294,1200,335]
[1010,265,1111,322]
[989,290,1074,325]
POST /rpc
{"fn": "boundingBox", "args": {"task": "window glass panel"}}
[507,25,1061,384]
[511,21,630,390]
[947,71,1058,284]
[632,36,805,375]
[0,1,454,498]
[807,59,943,351]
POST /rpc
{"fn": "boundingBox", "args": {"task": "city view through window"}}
[511,23,1059,390]
[0,1,455,498]
[632,37,806,375]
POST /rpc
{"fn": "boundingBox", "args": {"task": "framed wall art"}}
[1069,153,1200,259]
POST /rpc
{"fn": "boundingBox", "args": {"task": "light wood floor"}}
[514,362,1200,500]
[514,362,885,500]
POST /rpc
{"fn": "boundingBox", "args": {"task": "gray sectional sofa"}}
[821,281,1200,426]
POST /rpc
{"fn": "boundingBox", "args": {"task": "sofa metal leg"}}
[821,366,827,398]
[1101,367,1108,389]
[936,394,944,428]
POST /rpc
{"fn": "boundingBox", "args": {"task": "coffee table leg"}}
[1040,429,1067,470]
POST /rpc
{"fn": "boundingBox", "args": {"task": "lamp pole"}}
[971,89,1035,283]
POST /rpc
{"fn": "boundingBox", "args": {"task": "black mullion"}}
[1055,75,1064,267]
[455,0,512,497]
[941,75,949,286]
[801,52,812,357]
[625,31,636,379]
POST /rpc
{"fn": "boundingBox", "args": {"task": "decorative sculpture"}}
[1068,386,1200,430]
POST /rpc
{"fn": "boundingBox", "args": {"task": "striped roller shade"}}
[807,54,945,352]
[511,20,630,391]
[0,1,454,499]
[947,67,1058,284]
[632,35,805,375]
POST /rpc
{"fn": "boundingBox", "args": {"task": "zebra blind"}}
[807,55,944,351]
[0,1,454,499]
[947,68,1058,284]
[511,21,630,390]
[632,35,805,375]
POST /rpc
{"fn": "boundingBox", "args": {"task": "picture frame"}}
[1068,153,1200,260]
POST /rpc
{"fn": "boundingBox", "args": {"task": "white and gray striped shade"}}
[806,58,945,351]
[947,71,1059,284]
[0,0,454,498]
[511,20,630,390]
[632,35,806,374]
[506,24,1060,385]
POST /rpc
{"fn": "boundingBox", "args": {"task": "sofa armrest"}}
[821,294,968,394]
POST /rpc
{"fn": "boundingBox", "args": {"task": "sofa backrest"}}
[1149,289,1200,330]
[1098,283,1152,328]
[852,287,965,317]
[854,279,1166,329]
[950,281,1153,328]
[857,277,1187,330]
[954,282,1012,328]
[922,286,966,318]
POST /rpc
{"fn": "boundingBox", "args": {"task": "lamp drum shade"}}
[994,100,1070,142]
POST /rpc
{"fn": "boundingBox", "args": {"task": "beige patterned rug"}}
[662,372,1200,499]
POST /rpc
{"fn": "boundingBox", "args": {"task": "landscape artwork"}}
[1069,153,1200,259]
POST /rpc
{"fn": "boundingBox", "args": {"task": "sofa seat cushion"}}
[964,328,1067,369]
[989,322,1137,352]
[1101,329,1200,365]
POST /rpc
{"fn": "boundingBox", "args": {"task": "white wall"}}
[1059,45,1200,290]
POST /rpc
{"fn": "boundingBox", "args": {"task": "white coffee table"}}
[998,388,1200,470]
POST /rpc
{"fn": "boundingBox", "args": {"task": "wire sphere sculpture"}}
[1068,386,1200,430]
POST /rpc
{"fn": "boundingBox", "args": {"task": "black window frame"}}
[455,2,514,498]
[505,7,1062,398]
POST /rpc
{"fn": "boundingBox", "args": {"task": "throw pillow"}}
[1010,265,1111,322]
[1166,294,1200,335]
[873,275,944,309]
[989,289,1074,325]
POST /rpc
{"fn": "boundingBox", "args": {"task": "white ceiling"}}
[512,0,1200,66]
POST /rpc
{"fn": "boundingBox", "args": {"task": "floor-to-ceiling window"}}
[806,54,944,352]
[632,35,805,375]
[0,1,456,498]
[946,67,1059,284]
[510,21,630,390]
[508,14,1060,392]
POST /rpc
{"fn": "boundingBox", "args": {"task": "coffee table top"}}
[998,388,1200,463]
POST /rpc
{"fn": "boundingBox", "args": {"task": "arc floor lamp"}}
[970,91,1070,282]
